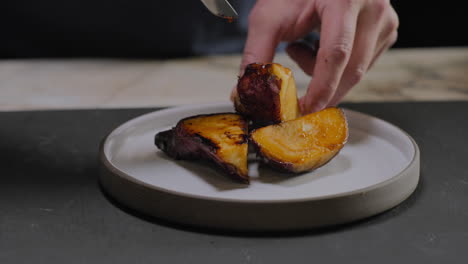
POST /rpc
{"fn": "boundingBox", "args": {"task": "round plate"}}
[99,103,420,231]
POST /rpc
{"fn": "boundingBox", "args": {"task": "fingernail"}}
[315,99,328,111]
[305,99,327,114]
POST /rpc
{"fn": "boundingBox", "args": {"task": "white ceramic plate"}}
[99,103,420,231]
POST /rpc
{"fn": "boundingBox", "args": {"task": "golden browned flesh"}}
[250,108,348,173]
[155,113,249,183]
[234,63,300,124]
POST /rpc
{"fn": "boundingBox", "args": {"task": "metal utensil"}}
[200,0,238,19]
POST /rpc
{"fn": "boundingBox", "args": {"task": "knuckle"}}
[320,79,339,95]
[326,43,352,63]
[348,66,366,86]
[325,83,337,96]
[342,0,360,9]
[387,12,400,32]
[372,0,390,16]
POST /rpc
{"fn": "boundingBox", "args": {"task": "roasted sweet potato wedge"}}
[251,108,348,173]
[155,113,249,183]
[234,63,300,124]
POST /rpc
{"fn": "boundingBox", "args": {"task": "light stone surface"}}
[0,47,467,111]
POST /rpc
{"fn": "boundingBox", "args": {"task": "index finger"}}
[300,2,360,113]
[240,20,280,74]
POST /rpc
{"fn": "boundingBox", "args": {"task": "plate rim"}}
[99,102,420,204]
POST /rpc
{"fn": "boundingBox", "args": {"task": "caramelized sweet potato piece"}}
[251,108,348,173]
[234,63,300,124]
[155,113,249,183]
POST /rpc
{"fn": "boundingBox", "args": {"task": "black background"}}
[0,1,466,58]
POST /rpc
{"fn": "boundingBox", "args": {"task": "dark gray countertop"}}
[1,102,467,263]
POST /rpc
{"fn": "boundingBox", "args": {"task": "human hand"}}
[239,0,399,114]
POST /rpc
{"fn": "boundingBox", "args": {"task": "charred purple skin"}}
[154,113,249,183]
[235,63,282,125]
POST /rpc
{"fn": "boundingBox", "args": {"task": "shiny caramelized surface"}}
[251,108,348,172]
[182,114,248,176]
[270,63,301,122]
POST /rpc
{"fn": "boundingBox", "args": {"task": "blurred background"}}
[1,0,467,58]
[1,0,467,111]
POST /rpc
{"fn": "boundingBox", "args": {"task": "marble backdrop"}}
[0,48,467,111]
